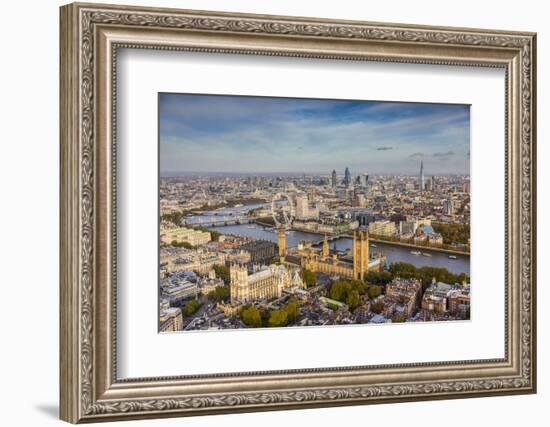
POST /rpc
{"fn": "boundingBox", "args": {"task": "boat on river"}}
[410,250,421,256]
[448,255,457,259]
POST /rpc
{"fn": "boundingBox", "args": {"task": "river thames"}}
[186,204,469,275]
[210,224,469,276]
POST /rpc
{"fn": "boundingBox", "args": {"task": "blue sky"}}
[159,93,470,175]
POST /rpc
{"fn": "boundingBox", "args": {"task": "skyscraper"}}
[360,173,369,187]
[419,160,425,191]
[295,194,309,220]
[344,167,351,187]
[426,177,433,191]
[331,169,337,188]
[443,199,454,216]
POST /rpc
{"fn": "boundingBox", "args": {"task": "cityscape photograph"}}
[158,93,471,333]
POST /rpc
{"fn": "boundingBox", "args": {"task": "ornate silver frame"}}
[60,2,537,423]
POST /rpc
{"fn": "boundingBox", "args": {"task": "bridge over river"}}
[184,215,255,227]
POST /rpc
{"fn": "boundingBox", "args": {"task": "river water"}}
[190,204,470,275]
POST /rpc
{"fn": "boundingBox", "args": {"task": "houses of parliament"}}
[298,230,382,281]
[228,228,383,305]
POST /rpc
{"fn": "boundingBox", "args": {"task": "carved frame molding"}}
[60,2,536,423]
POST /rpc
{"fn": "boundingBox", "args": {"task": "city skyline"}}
[160,93,470,175]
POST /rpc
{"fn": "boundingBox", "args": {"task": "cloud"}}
[160,94,470,174]
[433,151,455,157]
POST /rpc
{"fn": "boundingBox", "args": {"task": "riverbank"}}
[193,198,267,214]
[250,220,470,257]
[211,223,470,275]
[369,238,470,256]
[254,218,276,228]
[292,228,470,256]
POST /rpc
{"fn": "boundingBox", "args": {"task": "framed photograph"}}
[60,2,537,423]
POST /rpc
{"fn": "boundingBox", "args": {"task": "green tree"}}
[346,290,361,311]
[181,299,202,317]
[350,279,368,295]
[241,305,262,328]
[300,269,317,287]
[207,285,230,302]
[388,262,470,292]
[259,307,271,327]
[329,279,367,303]
[268,309,289,327]
[393,314,406,323]
[213,264,231,284]
[389,262,417,278]
[367,285,382,300]
[329,280,351,302]
[365,270,393,286]
[161,211,185,226]
[371,301,384,314]
[432,223,470,245]
[170,240,195,250]
[192,226,221,242]
[284,298,300,322]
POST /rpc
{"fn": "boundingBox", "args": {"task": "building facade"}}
[300,230,380,281]
[344,167,351,187]
[295,194,319,220]
[421,280,471,317]
[385,278,422,317]
[368,220,397,237]
[238,240,277,264]
[443,199,454,216]
[419,160,425,191]
[229,264,305,303]
[161,226,211,246]
[159,299,184,332]
[160,272,199,305]
[353,230,369,280]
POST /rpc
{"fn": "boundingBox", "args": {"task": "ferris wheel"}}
[271,192,295,230]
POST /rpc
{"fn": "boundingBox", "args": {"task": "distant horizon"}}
[160,93,470,175]
[160,170,469,177]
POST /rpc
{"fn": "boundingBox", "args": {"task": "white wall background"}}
[0,0,546,426]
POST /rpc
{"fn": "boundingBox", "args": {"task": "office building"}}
[344,167,351,187]
[161,226,211,246]
[443,199,454,216]
[160,272,199,305]
[368,220,397,237]
[419,160,425,191]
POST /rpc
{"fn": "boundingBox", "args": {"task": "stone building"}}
[300,230,380,281]
[159,299,183,332]
[238,240,277,264]
[229,264,305,304]
[385,278,422,318]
